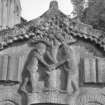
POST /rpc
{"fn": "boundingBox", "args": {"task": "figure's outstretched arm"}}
[36,54,50,70]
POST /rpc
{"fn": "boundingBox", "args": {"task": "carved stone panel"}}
[0,1,105,105]
[0,39,105,105]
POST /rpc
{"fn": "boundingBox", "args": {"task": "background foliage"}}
[71,0,105,31]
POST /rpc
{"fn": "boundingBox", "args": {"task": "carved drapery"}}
[0,54,23,83]
[80,56,105,85]
[0,54,25,105]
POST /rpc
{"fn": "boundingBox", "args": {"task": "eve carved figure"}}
[58,41,79,94]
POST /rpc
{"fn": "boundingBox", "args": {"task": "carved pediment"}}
[0,1,104,53]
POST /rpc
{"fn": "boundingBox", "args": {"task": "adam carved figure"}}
[25,42,50,92]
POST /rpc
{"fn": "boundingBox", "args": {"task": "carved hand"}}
[48,64,56,72]
[48,60,67,72]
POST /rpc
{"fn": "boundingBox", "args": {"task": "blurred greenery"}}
[71,0,105,31]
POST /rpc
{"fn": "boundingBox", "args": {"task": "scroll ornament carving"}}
[22,38,79,104]
[76,92,105,105]
[0,85,21,105]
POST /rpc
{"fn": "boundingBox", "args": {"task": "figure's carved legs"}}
[67,78,79,105]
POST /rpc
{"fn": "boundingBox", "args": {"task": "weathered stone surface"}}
[0,1,105,105]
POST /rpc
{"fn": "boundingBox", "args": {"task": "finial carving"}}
[49,0,58,10]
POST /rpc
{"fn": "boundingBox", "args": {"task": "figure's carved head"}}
[34,42,47,55]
